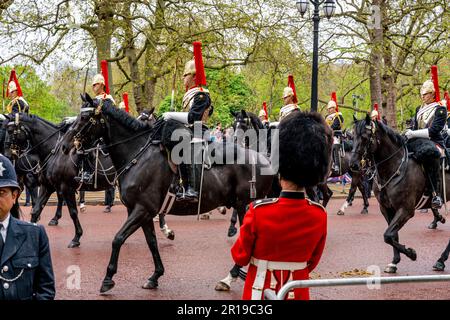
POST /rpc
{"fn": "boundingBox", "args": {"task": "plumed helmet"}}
[183,60,196,77]
[283,87,294,99]
[0,154,20,190]
[327,100,337,109]
[278,112,333,187]
[92,74,106,86]
[259,109,266,117]
[370,110,379,118]
[118,101,126,109]
[420,80,435,96]
[8,81,17,94]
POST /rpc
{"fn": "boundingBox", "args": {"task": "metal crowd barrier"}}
[264,274,450,300]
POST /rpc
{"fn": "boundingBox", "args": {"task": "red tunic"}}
[231,191,327,300]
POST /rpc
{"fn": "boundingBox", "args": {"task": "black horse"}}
[350,114,447,273]
[60,94,275,293]
[4,113,117,248]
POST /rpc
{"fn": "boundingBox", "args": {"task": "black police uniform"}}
[0,154,55,300]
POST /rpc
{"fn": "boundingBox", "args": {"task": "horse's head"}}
[231,109,259,147]
[61,93,107,154]
[4,113,31,161]
[350,113,380,172]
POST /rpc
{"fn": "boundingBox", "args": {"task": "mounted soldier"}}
[258,101,270,129]
[231,111,331,300]
[76,60,116,185]
[279,75,300,122]
[325,92,344,173]
[371,103,381,122]
[6,69,29,115]
[161,41,213,203]
[404,66,447,209]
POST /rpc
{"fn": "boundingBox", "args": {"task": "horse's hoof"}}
[142,279,158,289]
[384,265,397,273]
[80,207,86,213]
[100,279,115,293]
[337,210,344,216]
[348,202,353,207]
[167,231,175,241]
[228,226,237,237]
[433,261,445,271]
[218,207,227,215]
[215,281,230,291]
[428,222,438,230]
[48,219,58,226]
[200,214,210,220]
[440,218,446,224]
[361,208,368,215]
[408,248,417,261]
[68,241,80,248]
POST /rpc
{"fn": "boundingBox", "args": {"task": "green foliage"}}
[1,66,75,122]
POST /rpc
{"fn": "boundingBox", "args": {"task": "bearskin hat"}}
[278,112,332,187]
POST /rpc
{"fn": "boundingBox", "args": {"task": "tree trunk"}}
[94,0,115,97]
[368,0,384,114]
[123,6,144,112]
[142,0,166,109]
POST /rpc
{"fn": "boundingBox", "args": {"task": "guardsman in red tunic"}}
[231,111,332,300]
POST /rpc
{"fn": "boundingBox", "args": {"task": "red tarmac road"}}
[22,198,450,300]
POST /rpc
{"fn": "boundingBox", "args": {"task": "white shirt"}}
[0,213,11,242]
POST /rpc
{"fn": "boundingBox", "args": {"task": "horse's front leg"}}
[383,208,416,273]
[100,204,147,293]
[62,189,83,248]
[49,192,64,226]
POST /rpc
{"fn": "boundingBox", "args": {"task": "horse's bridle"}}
[355,120,408,190]
[72,103,106,152]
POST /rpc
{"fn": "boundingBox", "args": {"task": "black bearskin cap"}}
[278,112,332,187]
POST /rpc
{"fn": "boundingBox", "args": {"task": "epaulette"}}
[307,199,326,212]
[252,198,278,208]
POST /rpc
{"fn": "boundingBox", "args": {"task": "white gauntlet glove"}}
[405,129,429,140]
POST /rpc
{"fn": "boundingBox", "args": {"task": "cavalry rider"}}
[279,75,300,121]
[325,98,344,173]
[258,102,270,129]
[161,42,213,203]
[370,110,379,121]
[231,111,331,300]
[6,69,29,115]
[405,77,446,209]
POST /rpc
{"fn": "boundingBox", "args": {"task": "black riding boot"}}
[427,160,443,209]
[332,145,340,173]
[176,164,201,203]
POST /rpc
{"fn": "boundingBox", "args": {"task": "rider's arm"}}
[428,106,447,140]
[187,92,211,124]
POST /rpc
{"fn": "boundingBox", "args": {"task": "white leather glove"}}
[405,129,429,139]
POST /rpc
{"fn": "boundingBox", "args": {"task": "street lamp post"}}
[296,0,336,112]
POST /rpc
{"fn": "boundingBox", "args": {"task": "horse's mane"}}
[247,112,264,130]
[20,114,68,130]
[354,119,404,146]
[102,103,151,132]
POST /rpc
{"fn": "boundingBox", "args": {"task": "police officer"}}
[162,42,213,203]
[405,79,446,209]
[0,154,55,300]
[231,111,331,300]
[6,81,29,115]
[325,100,344,173]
